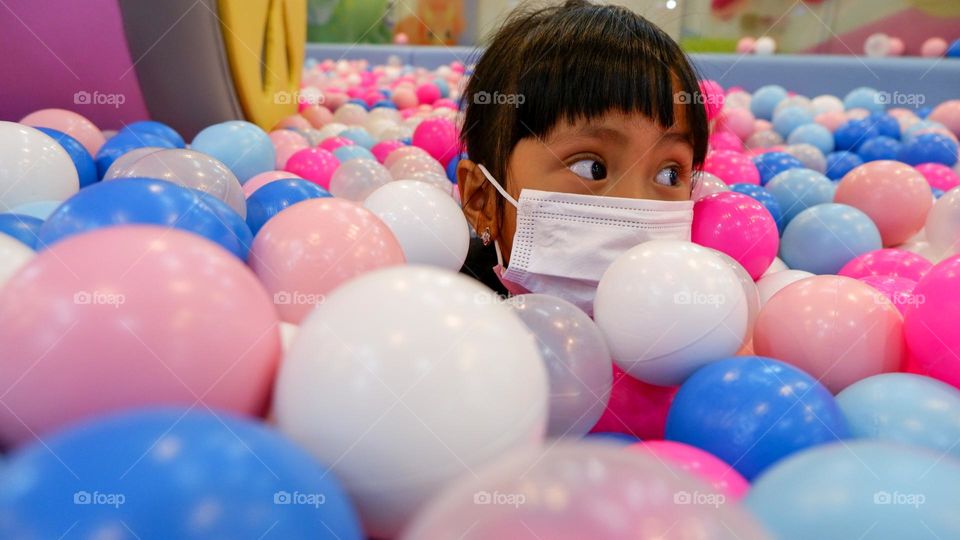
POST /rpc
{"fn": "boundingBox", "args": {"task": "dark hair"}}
[460,0,708,190]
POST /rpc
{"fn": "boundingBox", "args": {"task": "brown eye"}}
[655,166,681,187]
[569,159,607,181]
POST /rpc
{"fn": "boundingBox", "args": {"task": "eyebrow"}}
[548,125,628,146]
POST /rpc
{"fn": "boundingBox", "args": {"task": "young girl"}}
[457,0,709,314]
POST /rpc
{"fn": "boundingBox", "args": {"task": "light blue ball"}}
[434,78,450,98]
[780,203,882,274]
[746,441,960,540]
[750,85,788,120]
[843,86,885,114]
[191,121,275,183]
[787,123,835,154]
[836,373,960,459]
[332,145,375,163]
[772,106,814,138]
[765,168,836,225]
[902,120,948,142]
[338,127,377,149]
[9,200,62,220]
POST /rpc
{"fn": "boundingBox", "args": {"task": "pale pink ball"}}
[324,91,348,110]
[929,100,960,137]
[302,105,334,128]
[393,87,419,109]
[718,108,756,140]
[273,114,312,131]
[243,170,303,198]
[754,119,773,132]
[433,98,459,110]
[921,37,948,57]
[815,110,848,132]
[20,108,106,156]
[269,129,310,169]
[318,136,355,152]
[736,37,756,54]
[415,83,441,106]
[846,108,870,120]
[888,37,905,56]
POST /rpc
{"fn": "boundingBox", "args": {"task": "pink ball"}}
[692,192,779,280]
[718,108,756,140]
[302,105,334,128]
[0,226,281,445]
[325,91,348,111]
[384,145,431,168]
[415,83,441,106]
[433,98,458,110]
[243,170,302,198]
[284,148,340,190]
[20,108,106,156]
[269,129,310,169]
[838,248,933,281]
[411,117,459,165]
[709,131,744,152]
[318,136,355,152]
[815,111,847,132]
[835,161,933,246]
[392,87,419,110]
[736,37,756,54]
[273,114,312,131]
[346,86,364,99]
[921,37,948,58]
[630,440,750,499]
[754,119,772,132]
[371,140,408,163]
[249,198,406,324]
[699,79,725,122]
[589,365,676,440]
[888,37,905,56]
[904,255,960,388]
[364,90,386,107]
[859,275,919,316]
[754,275,906,393]
[914,162,960,191]
[703,149,761,185]
[929,100,960,137]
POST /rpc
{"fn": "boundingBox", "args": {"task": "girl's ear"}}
[457,159,500,242]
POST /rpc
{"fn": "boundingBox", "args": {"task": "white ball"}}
[363,180,469,270]
[316,122,348,140]
[761,256,790,277]
[864,32,892,57]
[723,90,752,111]
[784,143,827,173]
[0,232,34,289]
[389,153,446,179]
[274,266,548,538]
[811,94,845,115]
[692,171,729,201]
[332,103,368,126]
[745,130,784,149]
[925,187,960,258]
[0,122,79,209]
[329,159,392,201]
[754,36,777,55]
[594,240,749,386]
[757,269,814,306]
[774,95,812,116]
[278,321,298,353]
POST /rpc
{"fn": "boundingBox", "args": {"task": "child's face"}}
[467,110,695,265]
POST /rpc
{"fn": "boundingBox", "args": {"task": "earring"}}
[480,227,491,246]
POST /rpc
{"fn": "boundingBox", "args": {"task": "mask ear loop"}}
[475,164,518,269]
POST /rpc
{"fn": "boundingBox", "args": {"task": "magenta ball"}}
[915,162,960,191]
[371,140,408,163]
[392,87,419,109]
[838,248,933,282]
[415,83,441,106]
[692,191,780,280]
[859,275,919,316]
[904,255,960,389]
[703,149,761,185]
[284,148,340,190]
[709,131,744,152]
[318,136,355,152]
[412,117,459,165]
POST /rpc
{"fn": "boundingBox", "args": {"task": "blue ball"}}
[35,127,97,188]
[0,213,43,249]
[372,99,397,110]
[902,119,946,142]
[752,151,805,186]
[856,135,902,162]
[119,120,185,148]
[38,178,252,260]
[585,432,642,445]
[0,407,363,540]
[916,106,932,119]
[246,179,332,236]
[191,121,275,183]
[780,203,882,274]
[947,38,960,58]
[446,153,465,183]
[836,373,960,458]
[94,131,176,179]
[825,151,864,180]
[746,441,960,539]
[347,98,370,111]
[750,85,788,120]
[842,86,884,114]
[772,106,814,138]
[333,145,375,163]
[833,118,880,152]
[400,136,413,146]
[434,78,450,98]
[9,200,62,220]
[765,168,836,226]
[666,356,848,480]
[933,188,945,199]
[786,123,834,154]
[866,112,900,140]
[338,127,377,149]
[897,132,959,166]
[729,183,784,232]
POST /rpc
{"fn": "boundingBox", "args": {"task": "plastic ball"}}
[318,135,354,152]
[915,162,960,191]
[666,356,848,480]
[833,118,879,152]
[928,99,960,137]
[594,240,748,386]
[703,149,760,185]
[785,122,833,154]
[119,120,185,148]
[332,102,368,125]
[754,36,776,55]
[34,127,97,188]
[751,151,804,185]
[392,86,419,109]
[19,108,105,156]
[780,203,882,274]
[589,365,676,440]
[855,135,902,162]
[904,255,960,388]
[838,248,933,281]
[412,116,458,165]
[863,32,892,57]
[754,275,904,392]
[284,147,340,190]
[783,143,827,173]
[750,85,788,120]
[897,132,959,166]
[246,178,331,236]
[736,36,756,54]
[101,146,164,180]
[269,129,310,169]
[709,130,743,152]
[825,150,864,180]
[835,160,933,246]
[0,213,43,249]
[328,158,392,201]
[949,38,960,58]
[756,269,814,306]
[718,107,755,140]
[332,145,375,163]
[746,441,960,539]
[402,442,768,540]
[242,170,301,197]
[9,200,60,220]
[191,121,275,183]
[339,126,377,149]
[0,408,362,539]
[0,232,33,288]
[415,82,441,105]
[859,274,920,315]
[371,139,407,163]
[0,122,80,210]
[925,187,960,257]
[691,170,730,200]
[389,152,447,179]
[384,145,432,167]
[248,198,405,324]
[692,192,779,280]
[274,266,548,538]
[843,87,884,114]
[922,37,949,57]
[363,180,469,270]
[504,294,613,438]
[772,106,814,138]
[866,112,901,139]
[0,226,281,445]
[630,440,750,499]
[765,168,836,225]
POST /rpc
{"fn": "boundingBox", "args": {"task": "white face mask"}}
[478,164,694,315]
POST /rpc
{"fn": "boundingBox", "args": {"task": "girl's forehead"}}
[544,108,691,143]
